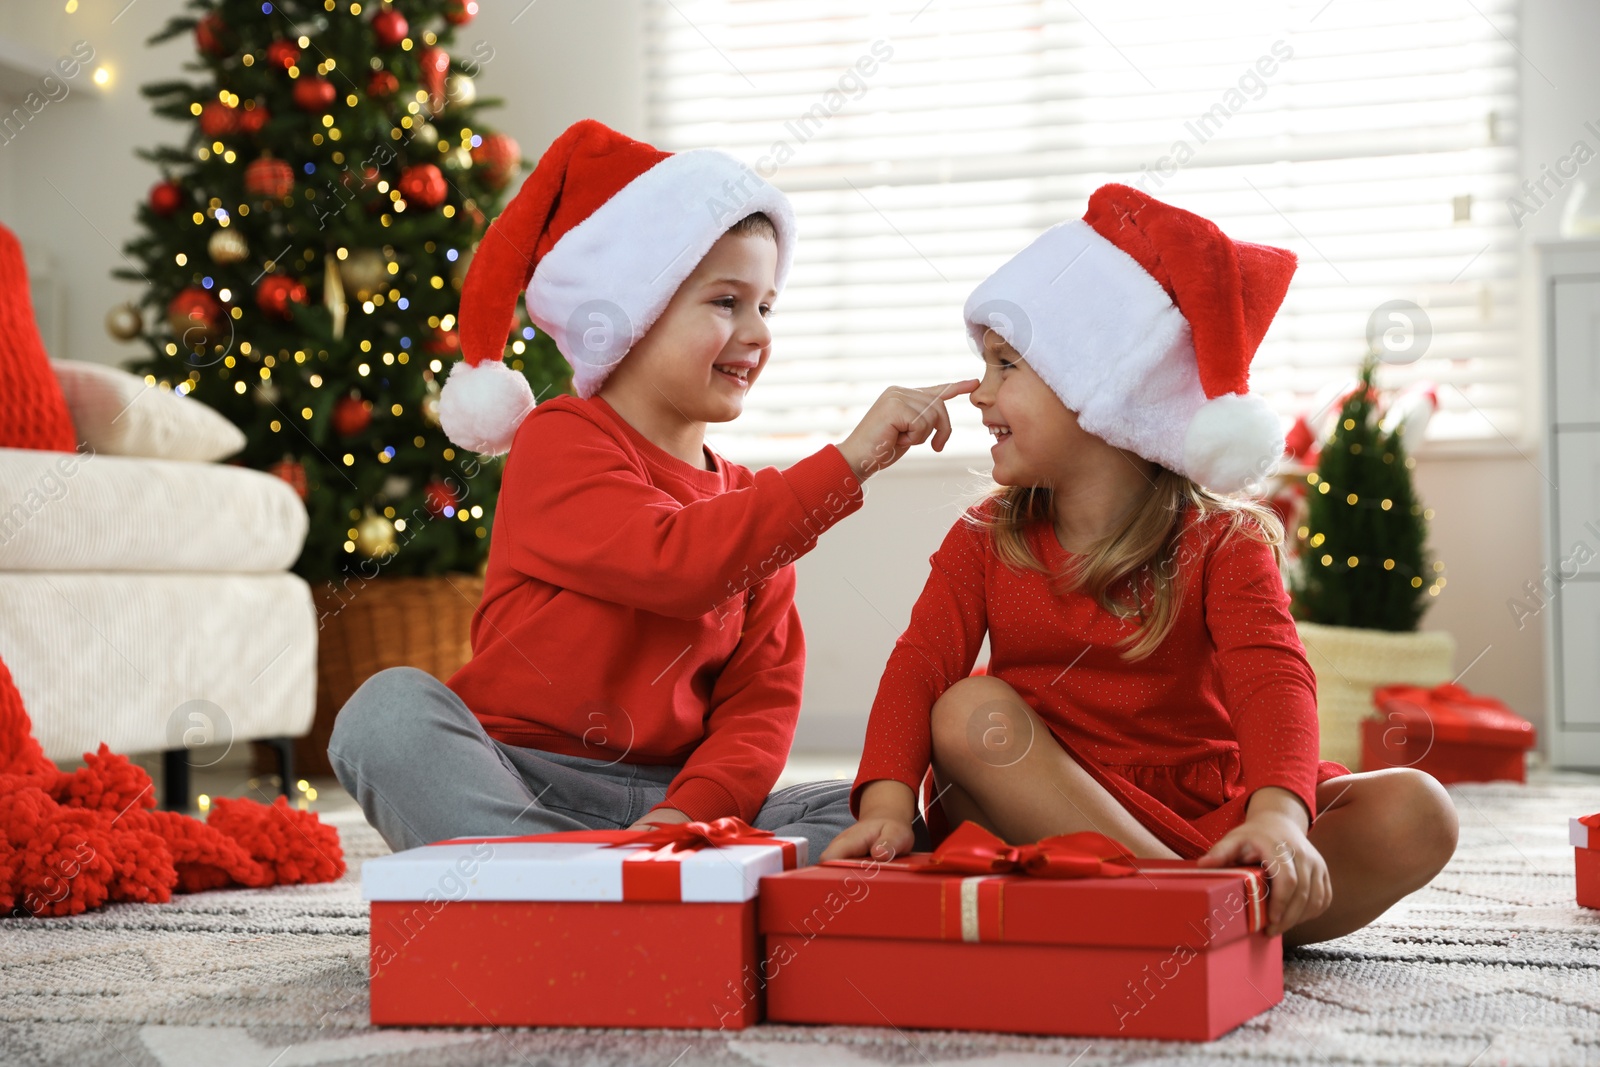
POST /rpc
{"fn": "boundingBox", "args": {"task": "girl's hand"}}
[837,380,981,482]
[627,807,692,831]
[820,779,918,862]
[820,817,915,863]
[1196,809,1331,938]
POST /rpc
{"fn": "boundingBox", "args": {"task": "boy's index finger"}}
[924,379,981,400]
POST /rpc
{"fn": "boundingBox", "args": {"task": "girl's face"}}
[601,229,778,426]
[970,327,1122,488]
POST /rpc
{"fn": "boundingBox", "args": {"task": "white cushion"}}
[51,359,247,462]
[0,447,307,572]
[0,570,316,760]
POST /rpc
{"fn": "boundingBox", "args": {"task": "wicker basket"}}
[294,572,484,778]
[1294,621,1455,769]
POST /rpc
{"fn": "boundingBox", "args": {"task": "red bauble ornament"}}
[423,479,458,518]
[418,46,449,107]
[195,12,230,57]
[470,133,519,190]
[445,0,478,25]
[424,327,460,355]
[237,102,270,135]
[371,8,409,48]
[333,394,372,436]
[267,39,301,71]
[244,157,295,200]
[367,69,399,99]
[167,287,223,337]
[198,101,239,138]
[269,457,308,500]
[398,163,447,210]
[148,180,184,217]
[292,76,337,113]
[256,275,308,319]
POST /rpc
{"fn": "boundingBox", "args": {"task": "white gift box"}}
[362,829,807,903]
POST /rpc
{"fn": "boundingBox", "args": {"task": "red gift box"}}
[1362,682,1535,783]
[1573,814,1600,910]
[362,818,804,1030]
[758,823,1280,1040]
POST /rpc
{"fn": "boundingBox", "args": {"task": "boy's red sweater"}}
[447,394,863,822]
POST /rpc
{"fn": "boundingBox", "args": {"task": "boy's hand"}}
[1195,790,1331,938]
[837,380,981,482]
[627,807,692,831]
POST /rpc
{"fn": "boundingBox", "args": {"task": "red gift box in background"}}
[362,819,803,1030]
[1573,814,1599,910]
[1362,682,1535,783]
[758,824,1280,1041]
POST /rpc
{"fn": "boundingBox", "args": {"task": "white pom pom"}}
[1182,392,1284,493]
[438,358,536,457]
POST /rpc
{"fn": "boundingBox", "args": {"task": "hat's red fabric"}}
[457,119,669,368]
[1083,183,1296,401]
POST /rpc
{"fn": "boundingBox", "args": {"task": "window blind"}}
[644,0,1523,463]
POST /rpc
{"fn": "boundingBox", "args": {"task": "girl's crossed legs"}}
[929,674,1458,947]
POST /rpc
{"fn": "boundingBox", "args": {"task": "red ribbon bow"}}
[906,821,1141,879]
[430,816,796,902]
[605,816,778,854]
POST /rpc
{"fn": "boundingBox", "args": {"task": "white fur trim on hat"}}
[438,357,536,457]
[526,149,797,399]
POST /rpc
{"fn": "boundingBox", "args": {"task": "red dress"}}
[851,499,1351,859]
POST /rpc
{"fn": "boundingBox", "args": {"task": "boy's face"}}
[601,228,778,426]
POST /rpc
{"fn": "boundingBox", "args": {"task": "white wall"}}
[4,0,1590,761]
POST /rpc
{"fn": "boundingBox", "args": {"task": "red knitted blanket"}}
[0,656,344,918]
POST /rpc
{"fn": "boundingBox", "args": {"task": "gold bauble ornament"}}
[442,144,473,172]
[444,72,476,110]
[411,121,439,149]
[355,511,398,559]
[338,248,389,301]
[104,302,142,341]
[421,390,441,427]
[207,229,249,266]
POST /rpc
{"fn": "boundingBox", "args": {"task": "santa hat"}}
[440,119,798,456]
[963,183,1295,493]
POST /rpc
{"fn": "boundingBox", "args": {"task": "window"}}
[646,0,1522,461]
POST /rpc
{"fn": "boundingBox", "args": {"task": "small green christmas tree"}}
[114,0,570,585]
[1291,355,1443,631]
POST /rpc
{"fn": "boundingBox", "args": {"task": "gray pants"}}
[328,666,865,863]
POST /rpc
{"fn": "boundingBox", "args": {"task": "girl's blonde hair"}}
[969,469,1285,661]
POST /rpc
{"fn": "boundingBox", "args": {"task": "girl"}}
[822,185,1459,947]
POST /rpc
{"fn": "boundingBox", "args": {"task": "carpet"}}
[2,772,1597,1067]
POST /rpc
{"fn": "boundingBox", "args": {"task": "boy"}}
[329,120,972,861]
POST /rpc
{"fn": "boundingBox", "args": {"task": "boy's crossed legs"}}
[328,666,876,864]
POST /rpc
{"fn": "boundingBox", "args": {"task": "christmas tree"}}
[1291,355,1443,631]
[113,0,568,584]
